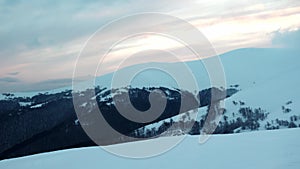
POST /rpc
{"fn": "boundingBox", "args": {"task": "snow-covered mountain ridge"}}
[0,47,299,160]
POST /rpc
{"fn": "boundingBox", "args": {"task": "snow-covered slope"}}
[126,48,300,133]
[0,47,299,164]
[1,128,299,169]
[218,48,300,130]
[1,47,299,132]
[93,48,300,89]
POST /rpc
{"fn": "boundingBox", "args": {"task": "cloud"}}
[271,29,300,49]
[7,72,20,76]
[0,76,90,92]
[26,78,74,91]
[0,0,187,82]
[0,0,300,92]
[0,0,184,56]
[0,77,21,83]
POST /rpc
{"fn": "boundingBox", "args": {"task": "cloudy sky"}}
[0,0,300,92]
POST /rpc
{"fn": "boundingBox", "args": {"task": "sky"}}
[0,0,300,92]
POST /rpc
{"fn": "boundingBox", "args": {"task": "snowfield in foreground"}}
[1,128,300,169]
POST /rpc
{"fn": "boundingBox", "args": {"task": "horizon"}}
[0,46,298,94]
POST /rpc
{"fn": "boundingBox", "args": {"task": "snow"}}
[0,87,72,101]
[80,102,87,107]
[216,48,300,129]
[0,128,299,169]
[74,119,79,125]
[0,47,298,133]
[0,94,6,100]
[0,48,299,167]
[2,48,299,114]
[90,92,101,100]
[19,102,32,107]
[30,102,47,109]
[1,47,298,132]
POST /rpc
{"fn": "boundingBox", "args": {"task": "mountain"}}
[0,86,236,160]
[116,47,300,136]
[0,47,300,160]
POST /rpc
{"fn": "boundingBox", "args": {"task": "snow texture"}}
[0,128,299,169]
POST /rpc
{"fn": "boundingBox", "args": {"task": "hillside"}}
[1,47,300,159]
[132,48,300,135]
[1,128,299,169]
